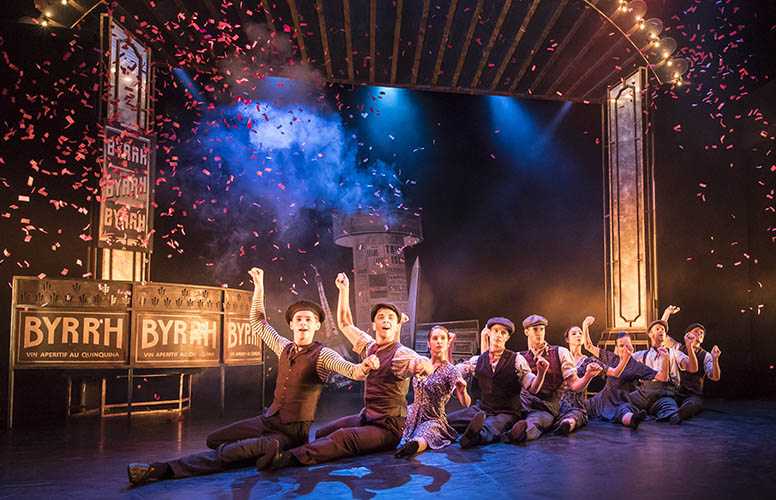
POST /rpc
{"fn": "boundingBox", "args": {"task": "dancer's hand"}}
[684,332,697,345]
[623,343,634,358]
[248,267,264,285]
[711,345,722,359]
[449,332,457,344]
[536,355,549,372]
[663,305,681,317]
[657,346,669,359]
[454,377,467,392]
[583,316,595,328]
[362,354,380,372]
[585,363,603,377]
[335,273,349,290]
[400,313,410,324]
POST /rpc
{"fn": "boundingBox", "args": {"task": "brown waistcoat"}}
[363,341,410,421]
[266,341,325,423]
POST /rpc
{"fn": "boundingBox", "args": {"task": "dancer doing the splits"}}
[261,272,432,471]
[552,320,629,435]
[448,317,548,449]
[127,267,378,485]
[582,317,669,429]
[395,326,471,458]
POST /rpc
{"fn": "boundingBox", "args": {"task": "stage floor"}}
[1,394,774,499]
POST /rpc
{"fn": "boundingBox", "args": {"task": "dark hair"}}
[429,325,450,341]
[564,325,582,340]
[615,331,631,340]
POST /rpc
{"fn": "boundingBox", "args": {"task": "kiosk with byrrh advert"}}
[5,16,263,429]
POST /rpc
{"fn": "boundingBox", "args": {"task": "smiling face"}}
[289,310,321,345]
[524,324,546,347]
[565,326,583,348]
[427,327,450,357]
[647,323,666,348]
[372,307,401,344]
[488,324,511,354]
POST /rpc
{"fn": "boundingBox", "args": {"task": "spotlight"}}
[61,0,68,4]
[41,18,49,27]
[667,60,673,66]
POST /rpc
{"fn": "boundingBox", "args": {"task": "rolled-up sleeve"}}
[675,349,689,371]
[558,347,577,380]
[516,354,536,389]
[703,352,714,378]
[352,331,376,359]
[391,346,427,379]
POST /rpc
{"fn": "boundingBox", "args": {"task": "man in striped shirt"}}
[128,267,378,484]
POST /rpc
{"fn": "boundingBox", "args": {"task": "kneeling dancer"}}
[127,267,377,484]
[448,317,548,448]
[261,272,431,470]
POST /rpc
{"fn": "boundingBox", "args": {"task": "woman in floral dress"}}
[395,326,470,458]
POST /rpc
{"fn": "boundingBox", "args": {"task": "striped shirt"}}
[250,293,369,382]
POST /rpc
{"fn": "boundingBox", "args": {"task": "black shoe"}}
[500,420,528,443]
[678,403,695,422]
[395,440,421,459]
[554,420,573,436]
[459,411,486,448]
[629,410,647,430]
[669,412,682,425]
[256,439,280,471]
[127,463,168,485]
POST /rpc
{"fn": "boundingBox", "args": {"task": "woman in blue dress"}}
[582,316,670,429]
[395,326,471,458]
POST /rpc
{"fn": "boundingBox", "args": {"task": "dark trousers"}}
[167,414,309,478]
[447,405,519,445]
[676,393,704,419]
[289,412,404,465]
[629,388,680,421]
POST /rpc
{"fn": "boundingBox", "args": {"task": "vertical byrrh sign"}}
[98,126,153,251]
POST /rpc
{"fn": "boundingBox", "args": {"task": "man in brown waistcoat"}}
[501,314,591,443]
[448,317,549,448]
[127,267,378,484]
[260,272,432,470]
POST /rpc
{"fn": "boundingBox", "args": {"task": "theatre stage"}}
[2,393,773,499]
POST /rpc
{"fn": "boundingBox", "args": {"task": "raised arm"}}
[709,345,722,381]
[454,377,471,408]
[248,267,290,357]
[606,345,631,377]
[335,272,372,349]
[661,304,681,322]
[680,331,699,373]
[479,327,489,355]
[654,347,670,382]
[582,316,600,358]
[527,356,549,394]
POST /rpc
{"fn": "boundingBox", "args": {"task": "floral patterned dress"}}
[554,355,606,429]
[400,362,460,449]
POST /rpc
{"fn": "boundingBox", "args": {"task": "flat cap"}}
[370,302,402,322]
[646,319,668,333]
[486,317,515,335]
[522,314,548,329]
[285,300,325,323]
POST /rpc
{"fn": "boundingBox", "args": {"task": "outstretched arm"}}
[316,349,380,382]
[248,267,290,357]
[582,316,600,358]
[335,272,372,350]
[569,363,603,392]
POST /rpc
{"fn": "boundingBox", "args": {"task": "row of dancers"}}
[127,268,722,484]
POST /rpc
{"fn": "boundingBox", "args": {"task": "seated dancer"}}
[259,272,432,471]
[395,326,471,458]
[126,267,378,485]
[496,315,594,443]
[582,317,669,429]
[628,316,698,424]
[553,320,630,435]
[448,317,548,449]
[660,306,722,420]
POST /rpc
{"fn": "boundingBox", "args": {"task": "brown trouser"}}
[167,413,310,478]
[289,412,404,465]
[447,404,519,444]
